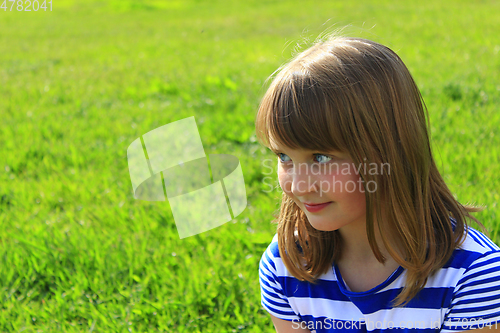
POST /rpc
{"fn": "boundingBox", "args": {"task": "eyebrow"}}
[269,146,319,155]
[269,147,348,159]
[269,146,290,155]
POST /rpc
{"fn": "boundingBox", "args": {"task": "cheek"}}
[327,172,366,204]
[277,167,292,193]
[348,177,367,210]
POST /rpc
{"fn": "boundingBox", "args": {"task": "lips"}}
[303,202,332,213]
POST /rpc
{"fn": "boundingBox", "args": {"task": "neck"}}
[336,217,395,266]
[334,218,403,293]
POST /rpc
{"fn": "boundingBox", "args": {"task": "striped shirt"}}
[259,227,500,332]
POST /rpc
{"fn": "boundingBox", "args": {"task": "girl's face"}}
[272,144,367,232]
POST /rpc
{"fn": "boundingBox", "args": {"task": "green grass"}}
[1,0,499,331]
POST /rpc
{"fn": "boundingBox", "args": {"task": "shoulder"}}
[445,225,500,269]
[258,234,302,321]
[439,226,500,296]
[440,226,500,331]
[262,233,281,259]
[259,234,287,280]
[460,225,500,254]
[454,225,500,290]
[259,234,303,280]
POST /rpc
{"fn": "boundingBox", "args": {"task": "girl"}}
[256,37,500,332]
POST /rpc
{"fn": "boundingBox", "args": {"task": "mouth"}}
[303,202,332,213]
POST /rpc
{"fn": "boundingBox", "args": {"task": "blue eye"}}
[277,153,332,163]
[314,154,332,163]
[278,153,291,162]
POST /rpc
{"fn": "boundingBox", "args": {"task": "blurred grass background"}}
[0,0,499,332]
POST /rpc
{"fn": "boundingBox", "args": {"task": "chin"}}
[306,219,341,232]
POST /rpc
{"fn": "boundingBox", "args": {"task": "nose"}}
[290,164,317,197]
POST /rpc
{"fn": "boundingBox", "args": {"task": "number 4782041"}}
[1,0,52,11]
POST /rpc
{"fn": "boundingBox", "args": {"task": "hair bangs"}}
[256,68,347,154]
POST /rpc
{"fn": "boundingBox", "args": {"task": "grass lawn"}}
[1,0,499,331]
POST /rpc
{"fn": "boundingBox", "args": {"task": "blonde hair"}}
[255,37,483,306]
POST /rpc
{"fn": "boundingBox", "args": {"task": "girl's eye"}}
[277,153,332,163]
[314,154,332,164]
[278,153,291,163]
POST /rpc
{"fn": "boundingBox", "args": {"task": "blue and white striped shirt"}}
[259,227,500,332]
